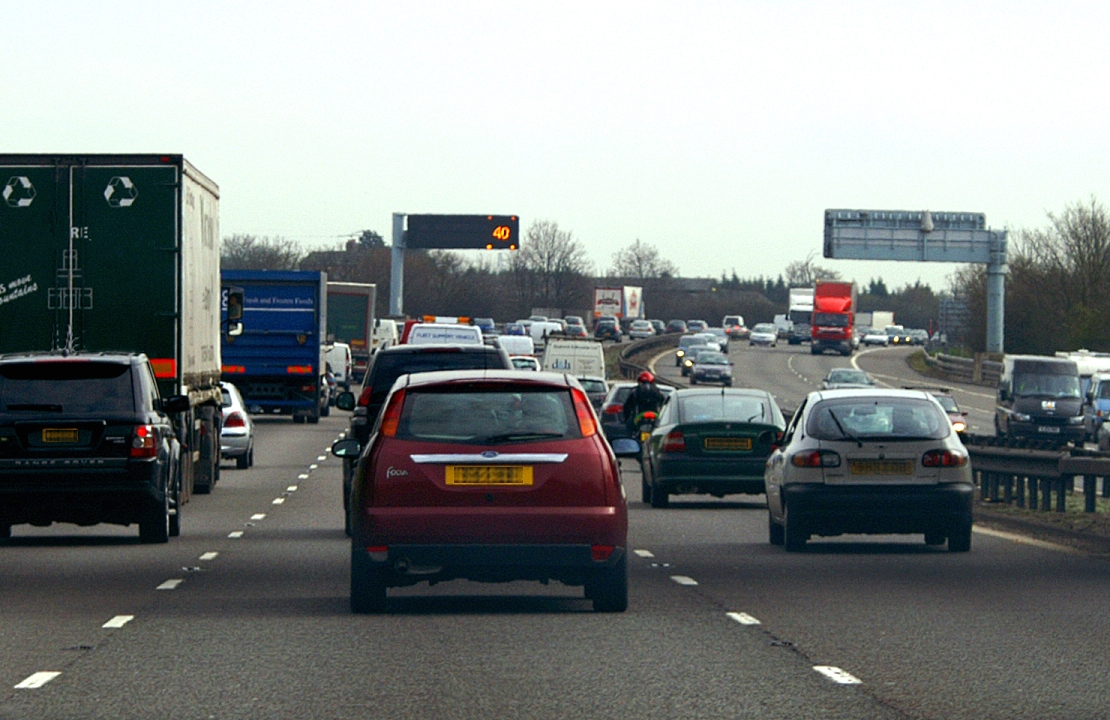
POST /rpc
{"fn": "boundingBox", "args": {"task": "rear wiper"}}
[480,432,566,444]
[827,410,863,448]
[4,404,63,412]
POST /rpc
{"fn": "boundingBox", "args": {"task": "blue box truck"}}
[221,270,328,423]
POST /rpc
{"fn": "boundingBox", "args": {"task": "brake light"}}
[591,544,615,561]
[130,425,157,458]
[603,403,624,415]
[791,450,841,468]
[287,365,313,374]
[366,545,388,561]
[379,389,406,437]
[150,358,177,379]
[358,385,373,406]
[572,388,597,437]
[922,449,968,467]
[222,365,246,374]
[224,412,246,428]
[662,431,686,453]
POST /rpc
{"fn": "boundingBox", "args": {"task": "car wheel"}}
[168,480,182,538]
[641,476,652,504]
[321,403,331,418]
[587,553,628,613]
[650,481,669,508]
[138,493,170,544]
[924,531,946,546]
[248,447,255,468]
[237,446,251,470]
[0,524,11,539]
[350,543,387,613]
[690,376,697,385]
[948,521,973,552]
[994,415,1004,437]
[768,514,784,546]
[783,504,807,552]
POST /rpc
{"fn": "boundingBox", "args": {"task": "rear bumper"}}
[783,482,974,536]
[0,458,164,526]
[654,456,767,495]
[358,505,626,547]
[220,433,251,458]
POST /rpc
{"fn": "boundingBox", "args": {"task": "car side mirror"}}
[998,388,1009,402]
[611,438,641,457]
[335,392,356,411]
[161,395,191,415]
[331,438,361,458]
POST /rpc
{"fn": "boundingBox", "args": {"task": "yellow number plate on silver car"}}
[446,465,534,486]
[42,428,79,443]
[850,460,914,476]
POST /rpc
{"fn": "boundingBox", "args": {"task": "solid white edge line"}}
[14,671,61,689]
[156,579,183,591]
[102,615,134,629]
[813,666,862,685]
[670,575,698,586]
[973,526,1080,554]
[286,485,298,492]
[727,612,761,625]
[250,513,266,520]
[633,549,654,558]
[272,497,285,505]
[228,531,244,538]
[199,552,219,561]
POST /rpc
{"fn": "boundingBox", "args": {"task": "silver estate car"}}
[765,389,973,552]
[220,381,255,469]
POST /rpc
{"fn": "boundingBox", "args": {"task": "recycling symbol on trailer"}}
[3,176,36,208]
[104,176,138,207]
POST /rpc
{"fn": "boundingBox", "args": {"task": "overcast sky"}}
[4,1,1108,292]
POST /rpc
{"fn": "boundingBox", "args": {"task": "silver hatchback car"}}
[765,389,973,552]
[220,381,255,469]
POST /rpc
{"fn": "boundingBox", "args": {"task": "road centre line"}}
[298,474,309,480]
[316,455,327,461]
[14,672,61,689]
[156,579,183,591]
[309,464,318,470]
[272,497,285,505]
[228,531,244,539]
[102,615,134,629]
[250,513,266,520]
[633,549,654,558]
[199,552,218,561]
[670,575,698,586]
[813,666,862,685]
[727,612,761,625]
[286,485,298,492]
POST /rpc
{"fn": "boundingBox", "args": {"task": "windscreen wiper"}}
[827,410,863,448]
[480,432,566,444]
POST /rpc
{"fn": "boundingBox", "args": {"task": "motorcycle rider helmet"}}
[637,371,655,383]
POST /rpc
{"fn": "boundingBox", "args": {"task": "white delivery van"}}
[325,342,353,389]
[530,320,564,348]
[497,335,535,356]
[373,319,399,352]
[406,323,484,346]
[542,338,607,379]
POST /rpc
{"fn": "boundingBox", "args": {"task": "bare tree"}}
[509,220,593,311]
[609,239,678,280]
[221,234,304,270]
[784,252,840,286]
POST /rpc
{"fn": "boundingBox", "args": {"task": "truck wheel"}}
[308,413,321,425]
[587,554,628,612]
[293,415,306,424]
[139,494,170,544]
[810,346,820,355]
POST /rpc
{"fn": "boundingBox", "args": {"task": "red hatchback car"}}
[333,370,629,613]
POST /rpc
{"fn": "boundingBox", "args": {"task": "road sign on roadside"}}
[404,214,519,250]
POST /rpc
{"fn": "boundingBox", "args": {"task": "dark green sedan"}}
[641,388,786,508]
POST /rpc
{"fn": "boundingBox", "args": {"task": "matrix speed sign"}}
[404,214,519,250]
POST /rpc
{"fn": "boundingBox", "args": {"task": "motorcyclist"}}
[623,371,666,432]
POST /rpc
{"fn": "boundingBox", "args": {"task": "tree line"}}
[223,200,1110,355]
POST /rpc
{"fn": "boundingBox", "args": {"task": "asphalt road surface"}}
[2,351,1108,719]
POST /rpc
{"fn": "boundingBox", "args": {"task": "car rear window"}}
[679,394,768,423]
[579,379,606,393]
[0,361,134,413]
[368,351,506,405]
[933,395,958,412]
[396,388,581,444]
[808,398,949,441]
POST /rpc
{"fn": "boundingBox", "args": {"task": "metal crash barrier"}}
[967,436,1110,513]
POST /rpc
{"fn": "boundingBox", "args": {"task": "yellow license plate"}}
[850,460,914,476]
[704,437,752,451]
[42,428,79,443]
[445,465,533,486]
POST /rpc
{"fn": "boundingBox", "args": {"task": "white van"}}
[406,323,484,346]
[530,321,564,348]
[542,338,607,379]
[497,335,535,357]
[325,343,353,389]
[373,319,399,352]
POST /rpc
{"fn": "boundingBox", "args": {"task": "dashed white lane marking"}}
[814,666,862,685]
[14,672,61,689]
[250,513,267,521]
[727,612,761,625]
[316,455,327,461]
[670,575,698,586]
[272,497,285,505]
[286,485,298,492]
[298,473,309,480]
[102,615,134,629]
[156,579,183,591]
[633,549,655,558]
[309,464,318,470]
[199,552,219,561]
[973,526,1080,554]
[228,531,244,539]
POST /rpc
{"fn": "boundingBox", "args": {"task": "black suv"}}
[336,343,512,533]
[0,353,189,543]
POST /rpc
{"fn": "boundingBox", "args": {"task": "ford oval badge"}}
[481,450,499,459]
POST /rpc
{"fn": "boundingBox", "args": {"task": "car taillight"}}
[378,389,406,437]
[922,449,968,467]
[791,450,841,468]
[130,425,157,458]
[603,403,624,415]
[662,431,686,453]
[225,412,246,428]
[572,388,597,437]
[357,385,373,406]
[591,544,614,561]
